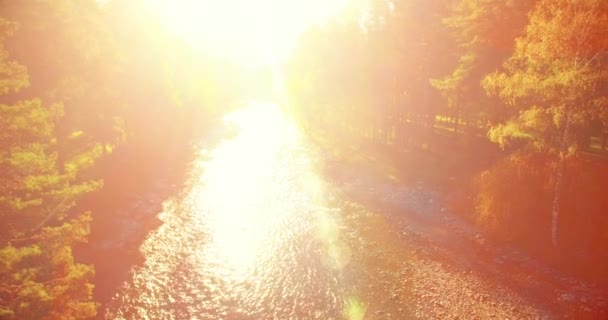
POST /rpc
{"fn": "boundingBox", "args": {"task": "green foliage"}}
[0,18,28,95]
[0,8,98,319]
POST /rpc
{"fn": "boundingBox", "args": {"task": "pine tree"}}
[0,16,97,320]
[432,0,536,133]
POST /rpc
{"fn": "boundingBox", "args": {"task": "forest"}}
[1,0,607,319]
[287,0,608,281]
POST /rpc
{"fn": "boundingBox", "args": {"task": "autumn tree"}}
[483,0,608,247]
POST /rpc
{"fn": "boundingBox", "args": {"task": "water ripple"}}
[105,103,348,319]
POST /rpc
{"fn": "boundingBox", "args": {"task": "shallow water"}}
[104,103,362,319]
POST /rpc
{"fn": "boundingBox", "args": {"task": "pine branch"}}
[7,234,43,247]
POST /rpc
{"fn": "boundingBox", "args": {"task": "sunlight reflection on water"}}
[105,102,357,319]
[199,103,298,277]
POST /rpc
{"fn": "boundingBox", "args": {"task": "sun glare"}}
[148,0,348,65]
[197,103,298,277]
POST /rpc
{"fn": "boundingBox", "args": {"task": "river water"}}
[104,103,367,319]
[101,100,608,320]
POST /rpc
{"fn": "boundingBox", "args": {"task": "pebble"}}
[559,293,575,302]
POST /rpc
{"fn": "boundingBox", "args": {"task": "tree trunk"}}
[454,109,460,136]
[551,112,571,248]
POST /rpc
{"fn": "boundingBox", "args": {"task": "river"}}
[102,102,606,320]
[104,102,369,319]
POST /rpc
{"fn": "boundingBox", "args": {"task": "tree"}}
[432,0,536,133]
[483,0,608,247]
[286,0,452,148]
[1,0,125,161]
[0,16,97,320]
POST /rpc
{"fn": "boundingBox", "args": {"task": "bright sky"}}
[147,0,349,65]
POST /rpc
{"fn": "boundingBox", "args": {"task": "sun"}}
[147,0,348,65]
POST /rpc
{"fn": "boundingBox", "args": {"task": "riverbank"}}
[73,115,230,312]
[309,127,608,318]
[308,123,608,283]
[75,112,607,318]
[75,144,195,306]
[324,156,608,319]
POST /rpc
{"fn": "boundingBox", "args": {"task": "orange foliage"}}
[474,151,608,281]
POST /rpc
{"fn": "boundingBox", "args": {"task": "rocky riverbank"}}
[331,160,608,319]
